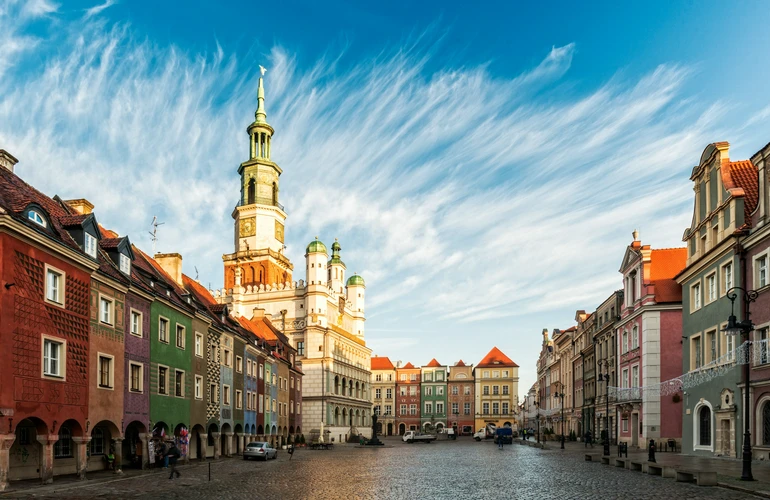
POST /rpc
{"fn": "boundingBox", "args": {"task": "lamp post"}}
[597,360,612,457]
[554,382,565,450]
[453,410,459,436]
[536,400,541,444]
[724,286,759,482]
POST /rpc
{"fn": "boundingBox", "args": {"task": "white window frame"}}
[174,369,185,397]
[706,271,717,303]
[691,281,702,312]
[223,384,231,406]
[130,309,143,337]
[28,209,46,227]
[754,252,769,289]
[84,232,97,258]
[692,400,714,452]
[195,332,204,357]
[119,253,131,275]
[99,295,113,325]
[721,262,734,296]
[41,335,66,380]
[632,326,639,350]
[210,383,218,403]
[158,316,169,344]
[158,364,169,395]
[129,361,144,393]
[236,356,243,373]
[194,375,203,399]
[97,352,115,390]
[691,334,703,370]
[175,324,186,350]
[44,264,65,307]
[236,389,243,409]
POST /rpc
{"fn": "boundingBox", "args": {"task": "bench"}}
[629,461,643,471]
[675,469,717,486]
[601,456,610,465]
[645,463,676,478]
[613,458,628,468]
[585,454,599,461]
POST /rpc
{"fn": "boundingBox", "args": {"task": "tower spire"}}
[255,65,268,125]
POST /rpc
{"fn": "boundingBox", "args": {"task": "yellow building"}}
[474,347,519,431]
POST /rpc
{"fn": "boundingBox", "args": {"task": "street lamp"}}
[554,382,565,450]
[724,286,759,482]
[453,410,459,436]
[597,360,611,457]
[536,400,541,444]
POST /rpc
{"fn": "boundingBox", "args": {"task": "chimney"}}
[632,229,639,242]
[0,150,19,174]
[64,199,95,215]
[252,307,265,320]
[154,253,183,286]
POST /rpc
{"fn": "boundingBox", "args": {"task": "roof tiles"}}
[371,356,395,370]
[477,347,518,368]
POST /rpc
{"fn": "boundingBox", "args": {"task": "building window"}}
[259,364,264,379]
[503,370,509,377]
[451,402,459,414]
[425,387,432,396]
[502,402,509,415]
[622,419,628,432]
[707,273,717,302]
[91,428,105,455]
[174,370,184,397]
[119,253,131,275]
[425,403,433,414]
[451,386,458,395]
[758,255,768,288]
[759,328,769,365]
[129,362,143,392]
[400,373,407,381]
[725,329,736,362]
[763,403,770,446]
[631,366,638,388]
[297,341,305,356]
[492,386,499,395]
[692,282,702,311]
[492,402,499,414]
[374,405,381,416]
[158,366,168,395]
[375,374,382,382]
[699,406,711,446]
[692,336,702,369]
[42,337,64,378]
[195,332,203,357]
[723,263,733,294]
[410,374,417,381]
[482,403,489,414]
[436,403,444,414]
[236,390,242,409]
[210,383,217,403]
[236,356,243,373]
[622,369,629,389]
[224,349,232,367]
[622,331,628,354]
[259,395,264,413]
[483,371,489,378]
[464,402,471,415]
[130,310,142,337]
[195,375,203,399]
[159,318,169,343]
[483,386,489,395]
[176,325,185,349]
[706,330,717,364]
[98,354,113,388]
[400,404,407,416]
[223,385,231,405]
[386,388,392,399]
[502,385,509,395]
[437,387,444,396]
[409,404,417,415]
[464,386,471,395]
[100,297,113,325]
[54,427,72,458]
[45,267,64,305]
[85,232,97,258]
[28,209,46,227]
[632,326,638,350]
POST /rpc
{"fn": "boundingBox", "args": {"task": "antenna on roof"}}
[195,266,199,281]
[148,216,165,254]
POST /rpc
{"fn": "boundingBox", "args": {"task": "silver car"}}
[244,442,278,461]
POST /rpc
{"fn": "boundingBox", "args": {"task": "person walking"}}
[585,430,593,448]
[164,441,181,480]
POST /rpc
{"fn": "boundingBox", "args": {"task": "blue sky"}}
[1,0,769,397]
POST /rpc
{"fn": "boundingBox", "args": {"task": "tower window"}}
[247,179,256,205]
[272,182,278,205]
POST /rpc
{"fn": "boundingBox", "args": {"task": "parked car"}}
[244,442,278,461]
[474,424,497,441]
[402,431,437,443]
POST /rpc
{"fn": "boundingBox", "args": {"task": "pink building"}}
[615,231,686,448]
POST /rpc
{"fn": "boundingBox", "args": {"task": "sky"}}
[1,0,770,398]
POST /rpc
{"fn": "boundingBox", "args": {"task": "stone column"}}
[223,432,233,457]
[211,432,220,460]
[36,435,57,484]
[71,437,91,480]
[138,433,150,470]
[111,438,124,473]
[199,433,208,460]
[0,434,16,492]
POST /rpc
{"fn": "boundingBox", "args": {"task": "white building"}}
[214,73,372,441]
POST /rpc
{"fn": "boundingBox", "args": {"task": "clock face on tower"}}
[275,221,284,243]
[239,217,256,237]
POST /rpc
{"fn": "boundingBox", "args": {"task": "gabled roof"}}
[400,362,416,369]
[371,356,395,370]
[425,358,442,367]
[650,247,687,303]
[477,347,518,368]
[723,160,759,223]
[455,360,466,367]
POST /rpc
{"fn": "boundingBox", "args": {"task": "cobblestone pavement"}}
[2,438,764,499]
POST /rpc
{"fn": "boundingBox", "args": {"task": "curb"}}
[718,482,770,499]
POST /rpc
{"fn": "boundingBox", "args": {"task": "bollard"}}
[648,439,656,463]
[208,462,211,481]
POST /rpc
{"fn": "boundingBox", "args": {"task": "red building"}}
[0,151,97,489]
[448,360,474,435]
[395,362,421,435]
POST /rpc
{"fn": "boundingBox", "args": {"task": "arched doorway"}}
[257,424,264,438]
[399,423,406,435]
[10,417,49,481]
[53,419,84,478]
[387,423,393,436]
[90,420,121,471]
[206,423,219,458]
[234,424,243,455]
[220,423,232,457]
[436,423,444,432]
[123,421,147,469]
[335,407,340,426]
[190,424,205,461]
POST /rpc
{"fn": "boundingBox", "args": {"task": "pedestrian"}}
[164,440,181,480]
[585,430,593,448]
[158,440,168,469]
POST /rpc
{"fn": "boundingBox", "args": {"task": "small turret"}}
[305,237,327,286]
[347,273,365,336]
[328,239,346,294]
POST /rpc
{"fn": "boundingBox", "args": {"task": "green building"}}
[420,359,448,432]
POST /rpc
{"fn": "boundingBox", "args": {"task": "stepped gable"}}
[476,347,518,368]
[650,247,687,303]
[425,358,442,367]
[371,356,395,370]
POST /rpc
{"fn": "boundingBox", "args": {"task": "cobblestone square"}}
[3,439,762,499]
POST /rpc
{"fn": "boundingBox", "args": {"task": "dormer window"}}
[119,253,131,275]
[28,210,46,227]
[84,233,97,258]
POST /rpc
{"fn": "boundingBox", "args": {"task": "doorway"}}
[721,419,731,455]
[399,423,406,435]
[387,423,393,436]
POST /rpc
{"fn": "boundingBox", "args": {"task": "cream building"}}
[473,347,519,431]
[214,72,372,441]
[370,356,397,436]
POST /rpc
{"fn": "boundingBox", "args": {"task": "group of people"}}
[154,439,182,479]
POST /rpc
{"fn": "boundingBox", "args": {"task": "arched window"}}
[250,267,256,284]
[247,179,256,205]
[28,210,46,227]
[763,403,770,446]
[54,427,72,458]
[272,182,278,206]
[699,406,711,446]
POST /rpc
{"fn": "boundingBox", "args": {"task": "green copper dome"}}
[329,238,344,265]
[306,238,327,254]
[346,274,365,287]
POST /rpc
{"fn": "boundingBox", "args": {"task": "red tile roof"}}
[650,247,687,303]
[455,360,466,367]
[724,160,759,223]
[99,238,122,249]
[182,274,217,306]
[476,347,518,368]
[425,358,442,367]
[59,214,87,227]
[371,356,395,370]
[401,362,416,369]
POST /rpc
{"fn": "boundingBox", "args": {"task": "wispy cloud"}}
[0,10,747,395]
[84,0,117,19]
